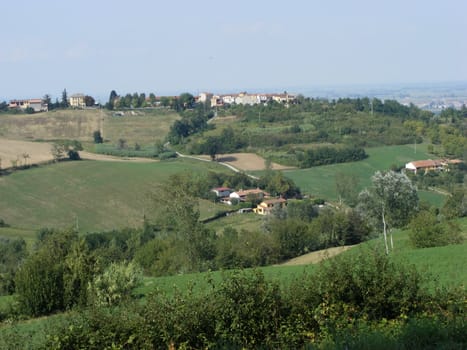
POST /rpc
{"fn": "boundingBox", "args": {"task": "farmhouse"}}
[211,187,232,198]
[405,159,463,174]
[253,198,288,215]
[69,93,86,108]
[229,188,269,202]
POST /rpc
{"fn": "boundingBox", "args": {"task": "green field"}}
[281,144,447,206]
[103,109,179,145]
[137,218,467,297]
[0,158,229,232]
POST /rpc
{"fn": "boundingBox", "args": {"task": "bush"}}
[213,269,283,348]
[312,247,425,321]
[87,261,142,307]
[409,211,463,248]
[158,151,177,160]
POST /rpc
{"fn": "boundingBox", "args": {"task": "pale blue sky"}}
[1,0,466,101]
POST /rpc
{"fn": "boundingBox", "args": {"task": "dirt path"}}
[279,245,356,266]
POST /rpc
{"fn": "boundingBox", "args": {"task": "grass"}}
[0,158,229,232]
[0,227,36,248]
[281,144,447,206]
[0,108,179,146]
[103,109,179,145]
[205,212,264,235]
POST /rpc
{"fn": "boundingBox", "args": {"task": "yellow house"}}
[69,93,86,108]
[253,198,287,215]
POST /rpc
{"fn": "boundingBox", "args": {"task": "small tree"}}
[409,210,463,248]
[357,171,418,254]
[87,261,142,307]
[84,95,95,107]
[93,130,103,144]
[51,140,83,162]
[117,138,127,150]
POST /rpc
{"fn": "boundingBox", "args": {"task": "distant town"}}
[4,84,467,114]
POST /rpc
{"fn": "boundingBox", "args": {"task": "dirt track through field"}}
[197,153,293,171]
[279,245,356,266]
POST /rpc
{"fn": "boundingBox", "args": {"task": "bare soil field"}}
[199,153,294,171]
[280,245,356,266]
[0,139,158,170]
[0,139,54,169]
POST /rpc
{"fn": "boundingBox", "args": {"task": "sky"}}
[1,0,466,101]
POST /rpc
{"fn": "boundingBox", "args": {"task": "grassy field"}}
[280,144,447,206]
[103,109,179,145]
[0,108,179,145]
[205,212,264,235]
[0,158,229,232]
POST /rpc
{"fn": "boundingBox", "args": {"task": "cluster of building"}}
[8,93,89,113]
[405,159,463,174]
[211,187,288,215]
[198,92,297,107]
[8,99,48,112]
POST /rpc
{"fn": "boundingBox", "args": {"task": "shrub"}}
[312,247,425,321]
[213,269,283,348]
[87,261,142,307]
[409,211,463,248]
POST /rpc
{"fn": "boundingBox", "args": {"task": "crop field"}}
[280,144,447,205]
[0,108,179,146]
[0,158,229,232]
[103,109,179,145]
[0,109,103,141]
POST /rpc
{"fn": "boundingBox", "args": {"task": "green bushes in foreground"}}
[42,247,466,349]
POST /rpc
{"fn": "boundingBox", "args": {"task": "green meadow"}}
[281,144,447,206]
[0,158,229,233]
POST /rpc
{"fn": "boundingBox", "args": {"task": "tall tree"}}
[335,172,359,207]
[357,171,418,254]
[61,89,69,108]
[107,90,118,110]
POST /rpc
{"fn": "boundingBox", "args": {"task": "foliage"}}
[61,88,69,108]
[409,210,463,248]
[84,95,95,107]
[14,229,97,316]
[335,171,360,207]
[299,145,367,168]
[42,247,467,350]
[312,247,425,321]
[441,187,467,219]
[357,171,418,254]
[51,140,83,161]
[0,238,27,295]
[92,130,103,143]
[87,261,142,307]
[258,170,301,198]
